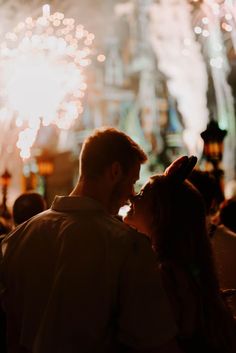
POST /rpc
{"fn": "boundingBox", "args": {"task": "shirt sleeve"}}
[117,232,177,350]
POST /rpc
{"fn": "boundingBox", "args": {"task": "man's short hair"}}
[80,127,147,178]
[13,192,46,226]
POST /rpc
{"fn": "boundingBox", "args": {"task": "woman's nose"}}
[129,193,137,203]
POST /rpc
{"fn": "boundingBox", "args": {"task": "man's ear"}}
[110,161,123,182]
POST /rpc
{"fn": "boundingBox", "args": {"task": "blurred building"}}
[0,0,236,206]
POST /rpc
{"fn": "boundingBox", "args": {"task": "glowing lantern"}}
[200,120,227,165]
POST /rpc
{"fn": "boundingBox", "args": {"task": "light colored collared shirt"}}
[1,195,177,353]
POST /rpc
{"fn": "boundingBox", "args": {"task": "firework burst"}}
[0,4,94,159]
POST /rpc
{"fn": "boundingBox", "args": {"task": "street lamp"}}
[200,120,227,203]
[200,120,227,167]
[0,169,12,220]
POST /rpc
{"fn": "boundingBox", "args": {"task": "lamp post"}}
[200,120,227,203]
[0,169,12,220]
[200,120,227,167]
[36,150,54,205]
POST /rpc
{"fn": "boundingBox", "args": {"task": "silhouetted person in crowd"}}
[187,169,220,235]
[188,170,236,316]
[1,127,183,353]
[187,170,218,216]
[0,218,12,353]
[0,218,12,243]
[124,156,236,353]
[0,192,46,353]
[12,192,46,227]
[211,197,236,316]
[0,218,8,353]
[218,197,236,234]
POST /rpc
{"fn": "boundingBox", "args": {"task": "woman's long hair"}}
[149,175,236,351]
[150,175,217,288]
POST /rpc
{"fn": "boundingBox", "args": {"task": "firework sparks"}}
[0,4,94,159]
[192,0,236,181]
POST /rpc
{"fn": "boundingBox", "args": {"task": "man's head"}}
[13,192,47,226]
[78,127,147,214]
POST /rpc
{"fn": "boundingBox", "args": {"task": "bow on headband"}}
[164,155,198,183]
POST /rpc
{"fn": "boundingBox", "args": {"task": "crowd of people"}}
[0,127,236,353]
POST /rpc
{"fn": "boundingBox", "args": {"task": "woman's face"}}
[123,180,154,236]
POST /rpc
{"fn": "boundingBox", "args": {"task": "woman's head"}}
[124,174,208,265]
[124,156,198,236]
[125,155,220,297]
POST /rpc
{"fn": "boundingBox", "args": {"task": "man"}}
[1,127,182,353]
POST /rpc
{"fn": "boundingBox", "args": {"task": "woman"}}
[124,156,236,353]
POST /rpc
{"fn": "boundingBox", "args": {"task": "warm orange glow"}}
[204,141,223,160]
[0,169,12,187]
[37,161,54,177]
[36,153,54,177]
[0,5,94,159]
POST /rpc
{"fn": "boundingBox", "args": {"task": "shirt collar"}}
[51,195,107,213]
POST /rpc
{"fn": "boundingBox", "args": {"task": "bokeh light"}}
[0,4,94,159]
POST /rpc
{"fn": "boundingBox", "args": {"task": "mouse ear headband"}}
[164,155,198,183]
